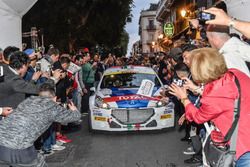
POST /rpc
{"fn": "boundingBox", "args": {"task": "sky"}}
[125,0,159,56]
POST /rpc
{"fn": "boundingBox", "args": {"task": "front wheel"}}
[88,112,93,132]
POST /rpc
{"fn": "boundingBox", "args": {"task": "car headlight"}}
[95,96,110,109]
[156,101,166,107]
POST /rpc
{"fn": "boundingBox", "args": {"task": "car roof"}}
[103,66,156,76]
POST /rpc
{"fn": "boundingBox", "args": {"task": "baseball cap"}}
[24,49,35,56]
[83,48,89,53]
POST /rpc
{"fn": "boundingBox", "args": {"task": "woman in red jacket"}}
[169,48,250,166]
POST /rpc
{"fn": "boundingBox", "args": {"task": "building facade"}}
[131,40,141,56]
[156,0,217,49]
[138,3,163,55]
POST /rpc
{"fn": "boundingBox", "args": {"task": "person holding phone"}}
[23,49,48,84]
[0,83,81,167]
[204,7,250,39]
[0,51,61,108]
[189,5,250,77]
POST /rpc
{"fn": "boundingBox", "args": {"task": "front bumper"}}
[89,102,175,131]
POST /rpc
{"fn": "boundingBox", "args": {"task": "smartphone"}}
[0,66,3,77]
[0,66,4,82]
[36,62,41,72]
[199,11,215,21]
[46,64,52,75]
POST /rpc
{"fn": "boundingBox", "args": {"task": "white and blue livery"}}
[89,66,175,132]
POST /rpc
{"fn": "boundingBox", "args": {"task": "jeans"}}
[81,83,93,113]
[72,89,82,111]
[0,145,47,167]
[42,126,56,151]
[236,152,250,167]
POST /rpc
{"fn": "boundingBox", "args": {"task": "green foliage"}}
[23,0,133,55]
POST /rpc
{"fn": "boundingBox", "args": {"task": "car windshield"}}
[100,72,161,89]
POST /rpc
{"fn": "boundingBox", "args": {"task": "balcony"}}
[156,0,172,21]
[146,25,156,31]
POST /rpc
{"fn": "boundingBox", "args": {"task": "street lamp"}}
[181,9,187,18]
[158,34,164,39]
[152,41,155,46]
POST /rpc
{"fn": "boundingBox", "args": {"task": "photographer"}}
[173,63,204,165]
[204,7,250,39]
[190,8,250,77]
[0,51,61,108]
[53,56,72,104]
[2,46,19,65]
[181,44,198,67]
[23,49,49,84]
[0,83,81,167]
[169,48,250,166]
[38,47,60,73]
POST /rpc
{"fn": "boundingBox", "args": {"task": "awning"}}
[0,0,37,49]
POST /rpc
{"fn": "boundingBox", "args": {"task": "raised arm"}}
[204,7,250,39]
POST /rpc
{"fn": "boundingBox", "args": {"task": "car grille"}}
[111,108,154,125]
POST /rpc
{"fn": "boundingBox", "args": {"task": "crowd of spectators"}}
[1,3,250,167]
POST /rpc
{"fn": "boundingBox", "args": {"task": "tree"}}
[23,0,133,56]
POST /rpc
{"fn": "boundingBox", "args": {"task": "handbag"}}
[204,74,241,167]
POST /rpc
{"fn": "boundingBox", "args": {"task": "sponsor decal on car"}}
[94,116,107,122]
[93,110,103,116]
[160,114,172,120]
[103,94,160,103]
[164,108,173,114]
[93,112,103,116]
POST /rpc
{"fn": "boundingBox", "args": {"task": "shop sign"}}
[164,23,174,37]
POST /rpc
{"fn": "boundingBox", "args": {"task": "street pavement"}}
[47,115,197,167]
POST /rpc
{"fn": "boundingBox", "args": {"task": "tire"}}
[88,112,93,132]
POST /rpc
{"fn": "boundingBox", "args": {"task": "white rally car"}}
[89,66,175,132]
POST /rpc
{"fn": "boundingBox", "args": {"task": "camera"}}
[46,64,52,76]
[0,66,4,82]
[36,62,41,72]
[198,11,215,22]
[173,78,186,87]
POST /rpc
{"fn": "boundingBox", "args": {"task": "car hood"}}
[97,87,161,108]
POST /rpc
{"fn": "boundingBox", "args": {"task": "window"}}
[149,20,154,27]
[101,73,161,89]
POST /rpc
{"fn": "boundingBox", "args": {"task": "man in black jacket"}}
[0,51,61,108]
[53,56,72,103]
